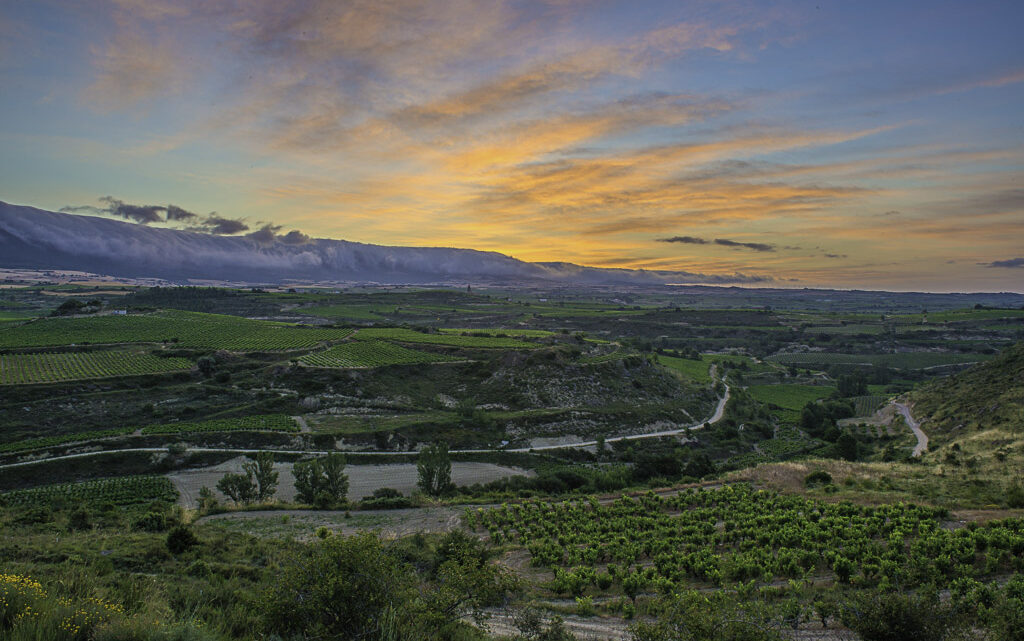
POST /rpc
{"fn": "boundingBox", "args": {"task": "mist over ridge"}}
[0,201,771,286]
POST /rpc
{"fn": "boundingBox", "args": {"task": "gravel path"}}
[171,461,533,508]
[893,401,928,456]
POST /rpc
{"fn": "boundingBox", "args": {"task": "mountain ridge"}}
[0,201,769,286]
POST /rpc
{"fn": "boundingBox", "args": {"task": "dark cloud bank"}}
[983,257,1024,269]
[658,235,776,252]
[0,201,771,286]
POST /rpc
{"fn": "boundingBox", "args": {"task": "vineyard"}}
[468,485,1024,596]
[353,327,536,348]
[728,426,827,467]
[0,351,191,385]
[1,476,177,506]
[850,394,890,416]
[0,310,353,351]
[138,414,299,435]
[0,428,133,454]
[768,351,994,369]
[300,341,458,368]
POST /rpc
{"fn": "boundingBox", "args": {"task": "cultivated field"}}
[0,350,191,384]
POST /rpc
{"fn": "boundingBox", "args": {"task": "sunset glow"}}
[1,0,1022,291]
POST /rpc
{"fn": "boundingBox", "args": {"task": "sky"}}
[1,0,1022,292]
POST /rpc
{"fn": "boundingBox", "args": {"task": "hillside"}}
[912,341,1024,437]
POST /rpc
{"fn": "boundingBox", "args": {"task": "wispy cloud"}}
[82,31,188,110]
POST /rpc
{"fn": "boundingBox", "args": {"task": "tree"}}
[243,452,278,502]
[294,453,349,507]
[417,442,454,496]
[837,432,859,461]
[196,355,216,376]
[837,374,868,397]
[216,471,257,504]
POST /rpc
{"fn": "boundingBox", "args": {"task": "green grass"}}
[768,352,994,369]
[0,351,191,385]
[657,354,712,382]
[438,328,555,337]
[747,384,836,411]
[0,310,353,351]
[353,327,535,348]
[139,414,299,435]
[300,341,458,368]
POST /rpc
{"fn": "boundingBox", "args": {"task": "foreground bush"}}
[0,573,212,641]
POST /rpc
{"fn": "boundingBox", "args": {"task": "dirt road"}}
[893,402,928,456]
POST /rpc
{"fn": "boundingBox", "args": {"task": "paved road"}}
[894,402,928,456]
[0,383,730,469]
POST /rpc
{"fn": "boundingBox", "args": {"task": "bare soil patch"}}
[169,459,532,508]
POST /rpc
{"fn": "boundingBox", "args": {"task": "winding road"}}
[0,383,730,469]
[894,401,928,456]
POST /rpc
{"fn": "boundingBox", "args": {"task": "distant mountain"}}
[0,201,768,286]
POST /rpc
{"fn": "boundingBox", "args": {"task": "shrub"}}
[68,507,92,531]
[132,511,167,532]
[804,470,833,488]
[166,526,199,555]
[839,588,967,641]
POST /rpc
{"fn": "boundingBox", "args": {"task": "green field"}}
[1,476,177,506]
[657,354,712,382]
[138,414,299,435]
[0,351,192,385]
[747,384,836,411]
[0,310,353,351]
[768,351,994,369]
[300,341,458,368]
[353,327,535,348]
[438,328,555,338]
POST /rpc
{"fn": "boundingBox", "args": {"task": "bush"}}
[132,511,168,532]
[1005,483,1024,509]
[839,588,967,641]
[166,526,199,554]
[804,470,833,488]
[68,507,92,531]
[260,533,416,639]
